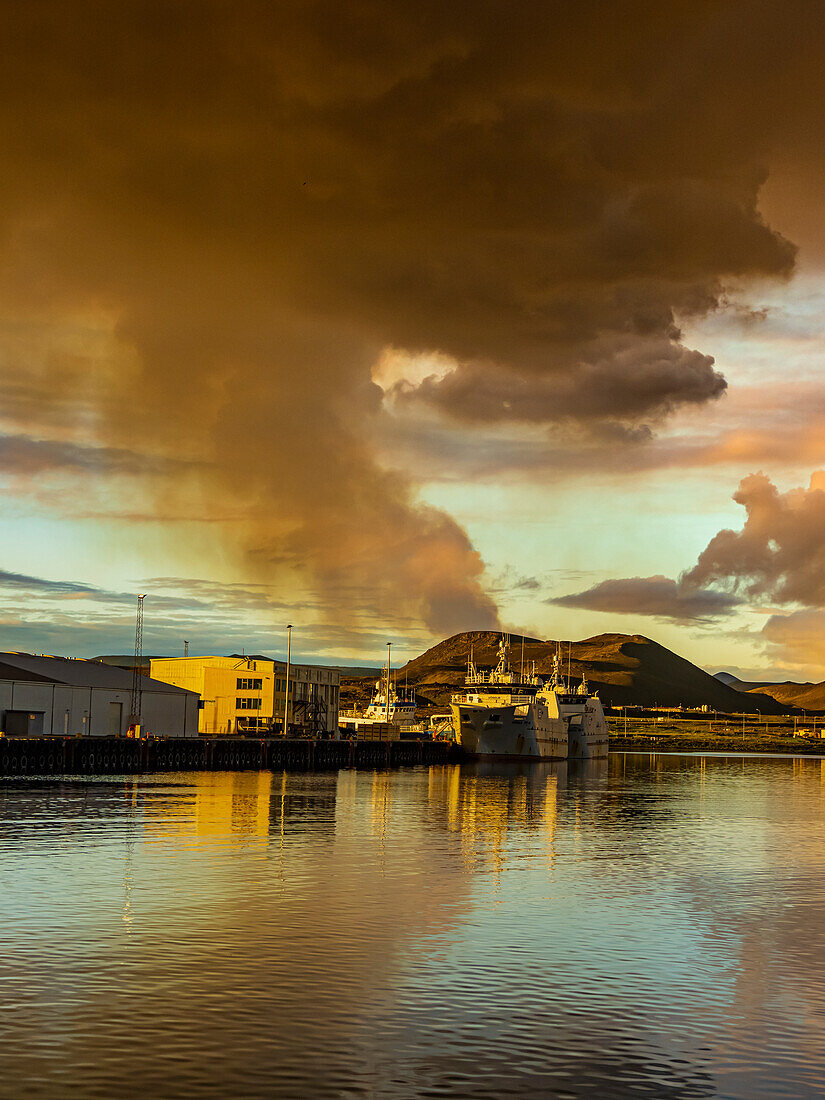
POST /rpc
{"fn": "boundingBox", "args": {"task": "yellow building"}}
[149,654,340,736]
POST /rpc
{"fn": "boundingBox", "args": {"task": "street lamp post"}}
[283,624,293,737]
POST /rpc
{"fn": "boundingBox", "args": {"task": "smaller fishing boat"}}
[339,650,417,738]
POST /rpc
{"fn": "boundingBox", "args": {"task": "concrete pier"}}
[0,736,455,775]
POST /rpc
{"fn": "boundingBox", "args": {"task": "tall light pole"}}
[128,594,146,734]
[283,624,293,738]
[384,642,393,739]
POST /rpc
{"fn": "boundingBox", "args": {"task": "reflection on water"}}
[0,755,824,1097]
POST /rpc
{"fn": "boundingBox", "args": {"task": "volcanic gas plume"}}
[0,1,822,632]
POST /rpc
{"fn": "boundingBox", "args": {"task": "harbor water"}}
[1,753,824,1097]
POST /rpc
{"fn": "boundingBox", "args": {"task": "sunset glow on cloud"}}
[3,2,825,676]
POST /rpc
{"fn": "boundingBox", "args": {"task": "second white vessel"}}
[450,637,609,761]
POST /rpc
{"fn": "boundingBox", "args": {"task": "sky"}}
[3,1,825,677]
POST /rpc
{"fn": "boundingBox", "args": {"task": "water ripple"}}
[0,757,823,1096]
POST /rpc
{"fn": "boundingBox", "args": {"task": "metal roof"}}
[0,652,197,695]
[0,660,55,684]
[93,654,168,666]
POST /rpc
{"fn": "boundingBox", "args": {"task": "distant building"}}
[0,652,199,737]
[149,655,340,736]
[93,654,160,677]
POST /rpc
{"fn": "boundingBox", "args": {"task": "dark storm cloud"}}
[0,0,821,631]
[549,575,742,623]
[394,340,725,426]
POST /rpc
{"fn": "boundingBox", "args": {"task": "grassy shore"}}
[608,715,825,755]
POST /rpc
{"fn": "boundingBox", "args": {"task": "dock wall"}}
[0,736,454,776]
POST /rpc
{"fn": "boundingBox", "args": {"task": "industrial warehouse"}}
[0,652,200,738]
[0,648,341,740]
[149,654,340,736]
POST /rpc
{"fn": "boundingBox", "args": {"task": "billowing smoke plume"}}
[0,1,820,631]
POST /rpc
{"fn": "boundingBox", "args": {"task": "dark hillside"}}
[394,631,787,713]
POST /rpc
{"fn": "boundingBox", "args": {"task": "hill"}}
[714,671,825,712]
[713,671,741,687]
[394,631,787,714]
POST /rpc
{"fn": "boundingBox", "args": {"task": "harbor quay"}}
[0,735,455,776]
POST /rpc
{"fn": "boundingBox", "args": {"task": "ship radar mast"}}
[551,645,563,689]
[494,635,510,679]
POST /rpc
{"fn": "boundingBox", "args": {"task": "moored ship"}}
[450,637,608,761]
[339,652,417,738]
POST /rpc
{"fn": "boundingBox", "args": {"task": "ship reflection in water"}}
[1,756,825,1097]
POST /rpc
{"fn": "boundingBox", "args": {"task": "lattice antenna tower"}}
[130,594,146,723]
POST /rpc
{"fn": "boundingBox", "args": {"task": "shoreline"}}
[610,734,825,756]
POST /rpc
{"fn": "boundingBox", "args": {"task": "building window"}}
[236,677,263,690]
[235,697,262,710]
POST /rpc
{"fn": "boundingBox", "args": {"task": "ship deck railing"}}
[455,693,534,705]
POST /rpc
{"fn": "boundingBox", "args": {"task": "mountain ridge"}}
[714,671,825,711]
[389,631,789,713]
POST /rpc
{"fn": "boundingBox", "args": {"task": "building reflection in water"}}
[130,762,615,883]
[135,770,275,843]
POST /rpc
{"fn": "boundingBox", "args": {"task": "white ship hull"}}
[452,691,609,762]
[449,635,610,762]
[567,715,609,760]
[451,702,568,761]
